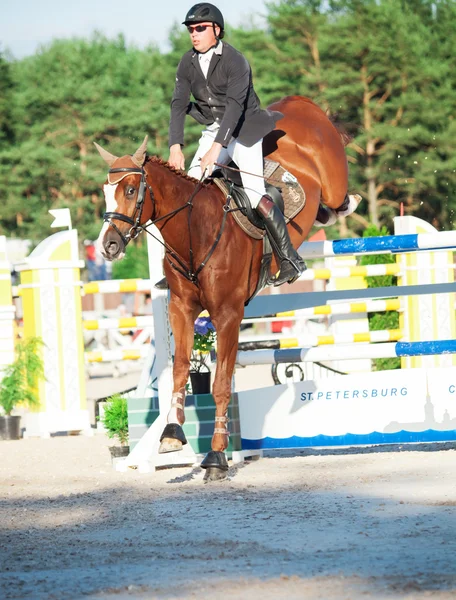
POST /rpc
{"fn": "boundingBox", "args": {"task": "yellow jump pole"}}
[0,236,15,375]
[15,228,90,437]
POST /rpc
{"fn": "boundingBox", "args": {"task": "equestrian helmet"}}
[183,3,225,30]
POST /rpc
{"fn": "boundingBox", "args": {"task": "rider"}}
[157,2,306,289]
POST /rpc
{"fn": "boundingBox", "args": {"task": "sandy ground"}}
[1,430,456,600]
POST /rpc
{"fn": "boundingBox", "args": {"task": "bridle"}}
[103,167,155,246]
[103,163,234,285]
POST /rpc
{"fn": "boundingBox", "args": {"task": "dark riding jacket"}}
[169,42,282,148]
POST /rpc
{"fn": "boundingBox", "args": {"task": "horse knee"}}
[212,380,230,400]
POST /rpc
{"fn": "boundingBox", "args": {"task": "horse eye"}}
[126,186,136,197]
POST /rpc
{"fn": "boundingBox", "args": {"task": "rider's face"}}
[188,22,219,53]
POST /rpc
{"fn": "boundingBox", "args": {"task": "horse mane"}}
[146,155,210,187]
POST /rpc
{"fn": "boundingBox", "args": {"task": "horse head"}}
[94,135,153,260]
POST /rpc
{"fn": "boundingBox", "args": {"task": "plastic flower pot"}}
[108,446,130,458]
[0,415,22,440]
[190,371,211,395]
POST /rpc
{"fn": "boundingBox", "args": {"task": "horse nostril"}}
[106,240,119,257]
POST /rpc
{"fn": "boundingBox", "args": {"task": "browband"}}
[109,168,143,174]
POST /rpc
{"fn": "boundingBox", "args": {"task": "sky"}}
[1,0,268,59]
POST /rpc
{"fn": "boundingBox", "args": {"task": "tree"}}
[266,1,331,103]
[0,50,15,148]
[0,35,172,240]
[0,2,455,243]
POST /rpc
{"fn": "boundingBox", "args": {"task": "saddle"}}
[211,159,306,240]
[210,160,306,303]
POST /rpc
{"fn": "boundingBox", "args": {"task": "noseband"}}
[103,167,155,246]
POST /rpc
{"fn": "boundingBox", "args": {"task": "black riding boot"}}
[256,195,306,286]
[154,277,168,290]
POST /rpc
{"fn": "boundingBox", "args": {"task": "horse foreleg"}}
[200,306,243,480]
[158,295,201,454]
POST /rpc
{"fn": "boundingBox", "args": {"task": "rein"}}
[104,164,235,286]
[214,161,286,185]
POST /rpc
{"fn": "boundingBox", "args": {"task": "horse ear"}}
[93,142,119,167]
[131,135,148,167]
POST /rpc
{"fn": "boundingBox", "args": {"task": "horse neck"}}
[145,160,227,265]
[145,160,203,251]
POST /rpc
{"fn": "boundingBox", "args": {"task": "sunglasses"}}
[187,24,211,34]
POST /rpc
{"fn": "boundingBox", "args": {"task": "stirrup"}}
[273,258,306,286]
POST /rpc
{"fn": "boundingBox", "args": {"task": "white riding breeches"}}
[187,124,266,208]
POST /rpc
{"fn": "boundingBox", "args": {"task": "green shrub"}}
[0,337,45,416]
[101,394,129,445]
[360,225,400,371]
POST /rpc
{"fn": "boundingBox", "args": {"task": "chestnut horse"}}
[95,96,351,480]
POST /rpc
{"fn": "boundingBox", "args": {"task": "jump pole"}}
[297,228,456,259]
[235,339,456,367]
[242,299,401,322]
[238,329,403,348]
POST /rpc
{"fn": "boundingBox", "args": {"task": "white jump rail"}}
[298,230,456,259]
[236,339,456,366]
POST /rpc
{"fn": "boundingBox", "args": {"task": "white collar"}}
[199,47,214,62]
[197,41,223,58]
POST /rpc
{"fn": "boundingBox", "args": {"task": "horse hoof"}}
[160,423,187,447]
[203,467,228,482]
[158,437,183,453]
[201,450,228,471]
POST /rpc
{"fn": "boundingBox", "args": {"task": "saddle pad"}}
[213,162,306,240]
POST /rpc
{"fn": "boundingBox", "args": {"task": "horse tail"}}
[327,111,353,147]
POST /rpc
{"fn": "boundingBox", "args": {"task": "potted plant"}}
[101,393,130,458]
[0,337,45,441]
[189,314,216,395]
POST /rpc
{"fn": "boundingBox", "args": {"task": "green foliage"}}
[0,337,45,416]
[0,34,171,239]
[360,225,400,371]
[0,51,15,147]
[111,239,149,279]
[193,331,216,353]
[1,1,455,241]
[101,394,129,445]
[191,316,216,372]
[360,224,396,288]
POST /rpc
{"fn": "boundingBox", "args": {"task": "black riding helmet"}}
[183,3,225,39]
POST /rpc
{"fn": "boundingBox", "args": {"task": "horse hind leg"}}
[315,194,362,227]
[335,193,362,217]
